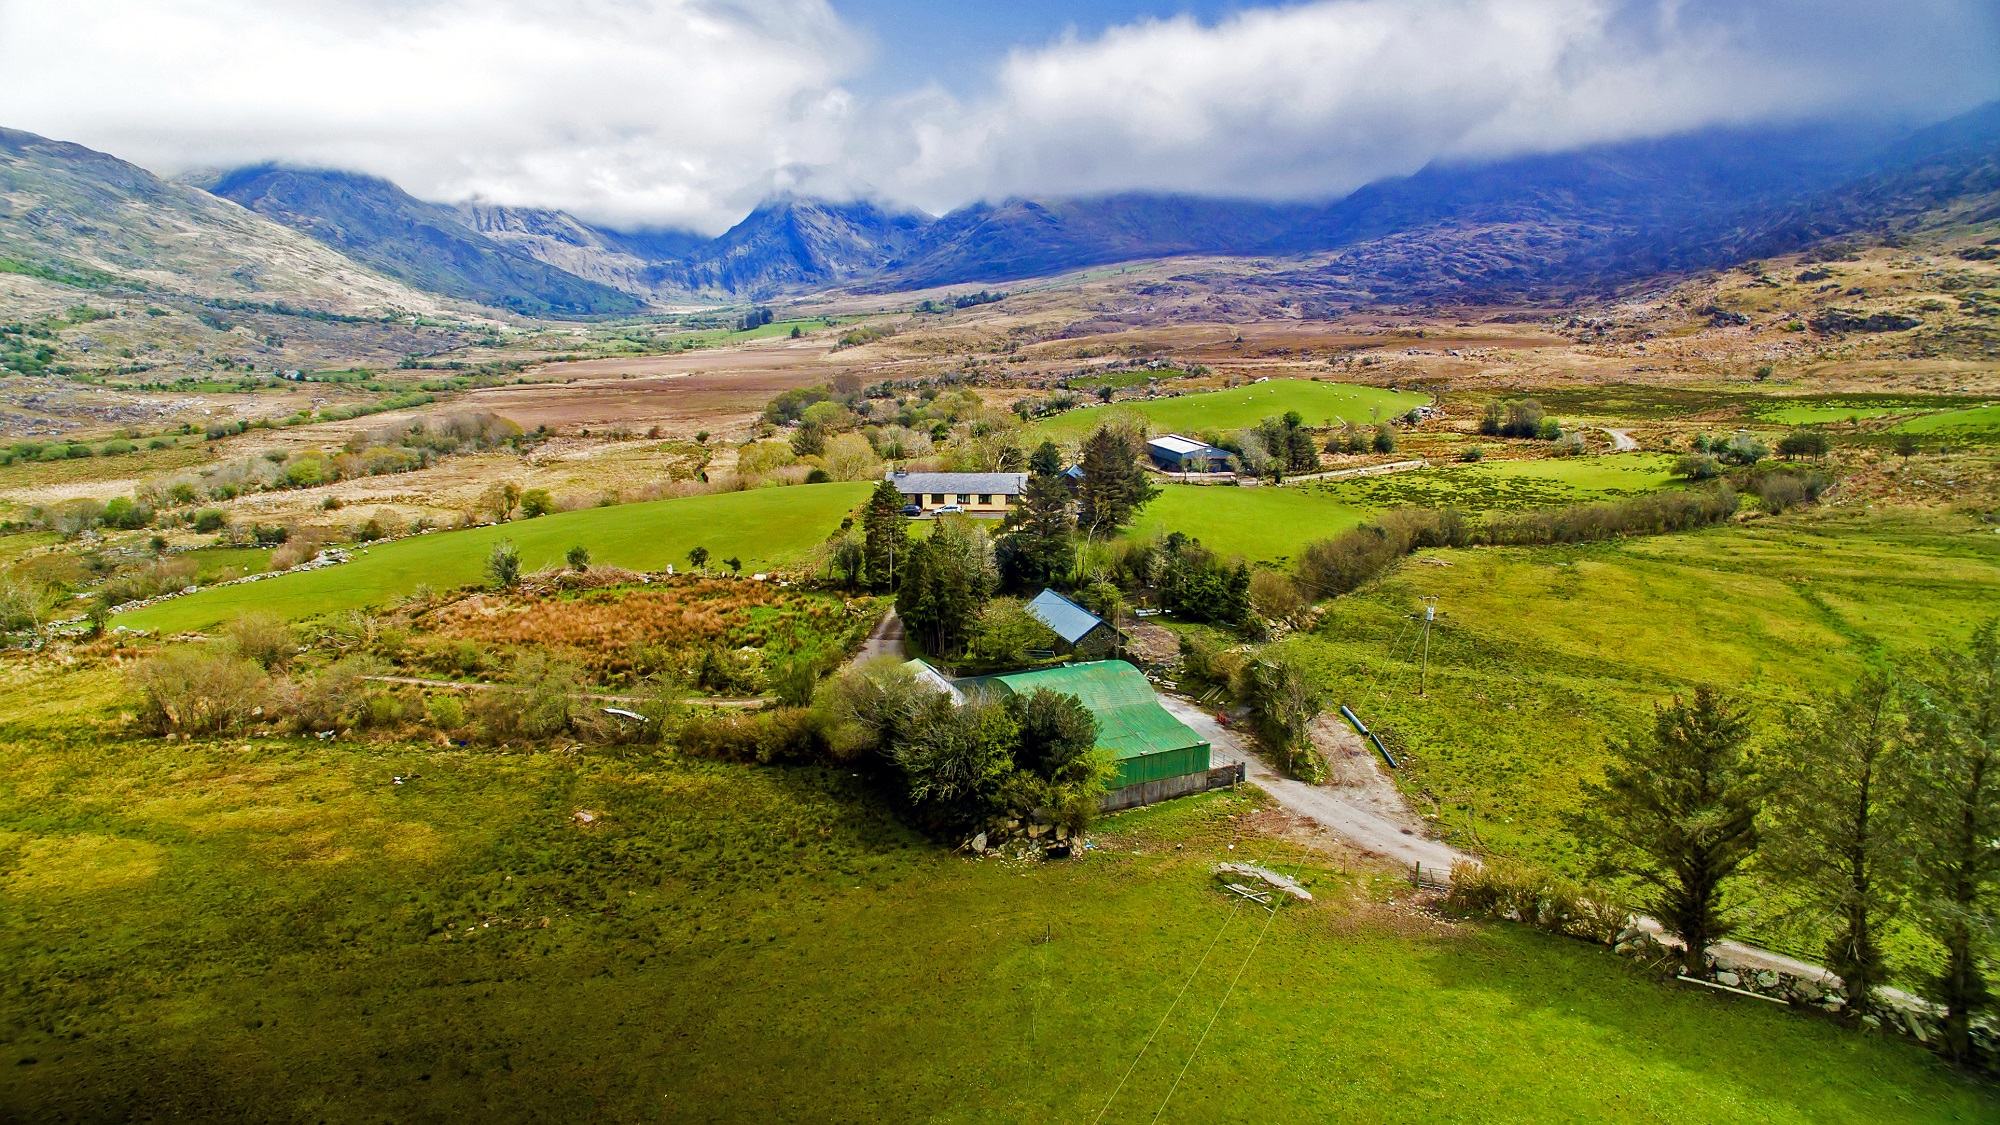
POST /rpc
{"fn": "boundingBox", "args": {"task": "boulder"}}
[970,832,987,854]
[1716,971,1742,988]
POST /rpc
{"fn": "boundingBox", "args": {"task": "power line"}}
[1092,846,1278,1125]
[1148,851,1306,1123]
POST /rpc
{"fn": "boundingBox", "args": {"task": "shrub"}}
[1238,650,1326,782]
[131,648,268,735]
[488,539,521,587]
[102,497,153,529]
[770,655,819,708]
[426,692,467,731]
[0,580,58,631]
[1674,453,1722,481]
[473,655,580,742]
[965,598,1061,667]
[1458,445,1484,463]
[226,612,298,669]
[675,706,829,764]
[518,488,555,518]
[284,656,388,733]
[566,545,590,572]
[192,508,227,533]
[1371,423,1396,454]
[1718,432,1768,465]
[1443,860,1630,945]
[1248,570,1309,626]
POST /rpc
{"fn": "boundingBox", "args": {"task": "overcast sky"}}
[1,0,1996,232]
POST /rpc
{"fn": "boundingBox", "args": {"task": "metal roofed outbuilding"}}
[1025,588,1121,659]
[1145,434,1231,472]
[965,661,1210,789]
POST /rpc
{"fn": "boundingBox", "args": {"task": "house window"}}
[979,494,992,505]
[930,494,946,504]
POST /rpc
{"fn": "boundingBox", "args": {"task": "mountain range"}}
[2,103,1996,318]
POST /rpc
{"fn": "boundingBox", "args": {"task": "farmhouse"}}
[884,471,1027,516]
[1025,588,1122,660]
[965,661,1213,792]
[1145,434,1232,473]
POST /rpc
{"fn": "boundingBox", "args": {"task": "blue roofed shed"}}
[1026,588,1121,659]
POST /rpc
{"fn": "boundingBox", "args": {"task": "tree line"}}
[1576,623,2000,1064]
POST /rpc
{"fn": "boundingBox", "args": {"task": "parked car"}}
[900,504,922,516]
[935,504,963,514]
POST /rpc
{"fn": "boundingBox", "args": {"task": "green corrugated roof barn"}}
[969,661,1211,790]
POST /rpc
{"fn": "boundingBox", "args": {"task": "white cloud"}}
[0,0,1994,228]
[0,0,863,231]
[883,0,2000,208]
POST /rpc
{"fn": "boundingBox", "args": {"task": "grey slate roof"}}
[886,471,1028,495]
[1027,588,1108,645]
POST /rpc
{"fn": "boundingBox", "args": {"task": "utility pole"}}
[1409,596,1441,697]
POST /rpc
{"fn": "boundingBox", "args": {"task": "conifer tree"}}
[861,480,908,592]
[1579,687,1764,978]
[1075,427,1158,534]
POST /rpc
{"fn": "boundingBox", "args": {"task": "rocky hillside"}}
[202,167,643,317]
[0,128,448,316]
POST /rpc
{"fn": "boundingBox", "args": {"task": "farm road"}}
[1157,693,1463,875]
[852,609,907,665]
[1602,428,1638,452]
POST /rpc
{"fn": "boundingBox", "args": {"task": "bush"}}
[1718,432,1768,465]
[675,706,829,764]
[487,539,521,587]
[284,655,388,733]
[1747,467,1833,514]
[1443,860,1630,945]
[426,692,467,731]
[1674,453,1722,480]
[1248,570,1309,626]
[1776,429,1830,461]
[226,612,298,669]
[131,648,268,735]
[965,598,1061,667]
[518,488,555,518]
[1458,445,1484,463]
[191,508,228,534]
[102,497,153,529]
[473,655,580,742]
[566,545,590,571]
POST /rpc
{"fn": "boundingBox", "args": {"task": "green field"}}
[1124,455,1680,564]
[1034,379,1429,440]
[116,483,871,633]
[0,664,1981,1121]
[1286,509,2000,896]
[1890,402,2000,434]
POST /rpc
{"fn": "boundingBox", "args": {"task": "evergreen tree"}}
[1028,439,1064,478]
[1763,674,1908,1017]
[996,454,1074,592]
[1578,687,1764,978]
[861,480,908,592]
[895,517,995,656]
[1075,427,1158,534]
[1900,621,2000,1061]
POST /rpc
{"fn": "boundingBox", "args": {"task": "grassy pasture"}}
[1891,402,2000,435]
[116,483,871,633]
[1122,455,1680,564]
[1288,509,2000,888]
[1033,378,1429,440]
[0,666,1982,1121]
